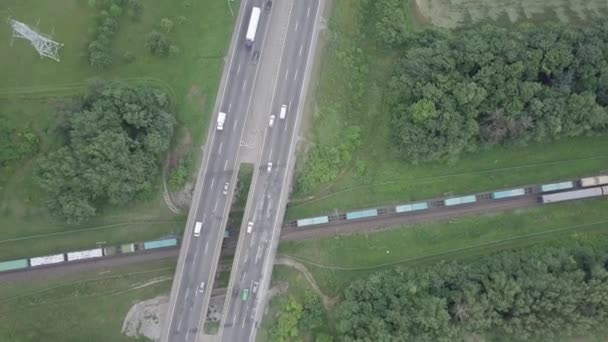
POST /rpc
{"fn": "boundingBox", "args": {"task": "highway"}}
[218,0,322,341]
[161,1,274,341]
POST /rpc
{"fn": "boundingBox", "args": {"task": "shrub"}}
[145,31,170,56]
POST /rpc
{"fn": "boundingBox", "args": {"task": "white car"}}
[199,281,206,293]
[222,182,230,195]
[252,280,259,294]
[246,221,254,233]
[193,221,202,237]
[216,111,226,130]
[266,162,272,173]
[268,114,275,127]
[279,104,287,119]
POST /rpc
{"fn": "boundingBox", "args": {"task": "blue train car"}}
[395,202,428,213]
[297,216,330,228]
[143,238,178,250]
[541,181,574,193]
[492,188,525,199]
[444,195,477,206]
[0,259,29,272]
[345,209,378,220]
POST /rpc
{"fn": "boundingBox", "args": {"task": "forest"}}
[35,80,175,223]
[388,22,608,162]
[336,245,608,341]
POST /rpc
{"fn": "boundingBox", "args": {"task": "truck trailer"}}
[245,7,261,48]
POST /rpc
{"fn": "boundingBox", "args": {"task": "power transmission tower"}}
[8,18,63,62]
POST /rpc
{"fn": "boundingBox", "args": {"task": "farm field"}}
[279,198,608,296]
[287,0,608,220]
[413,0,608,28]
[0,258,176,342]
[0,0,237,260]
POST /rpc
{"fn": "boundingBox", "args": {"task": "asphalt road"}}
[218,1,322,341]
[161,1,275,341]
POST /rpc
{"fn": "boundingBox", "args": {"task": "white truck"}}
[245,7,261,48]
[216,111,226,131]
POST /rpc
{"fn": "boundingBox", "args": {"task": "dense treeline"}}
[36,80,174,223]
[388,23,608,162]
[0,117,38,167]
[336,245,608,341]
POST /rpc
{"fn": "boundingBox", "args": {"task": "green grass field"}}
[287,0,608,220]
[0,0,237,260]
[0,258,176,342]
[280,199,608,296]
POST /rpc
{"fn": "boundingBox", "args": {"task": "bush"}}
[160,18,174,33]
[145,31,170,56]
[168,153,193,191]
[0,117,39,166]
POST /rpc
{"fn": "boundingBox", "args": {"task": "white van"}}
[279,105,287,119]
[193,221,202,237]
[246,221,253,233]
[217,112,226,130]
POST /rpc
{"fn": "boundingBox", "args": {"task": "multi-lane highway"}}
[161,1,274,341]
[219,0,322,341]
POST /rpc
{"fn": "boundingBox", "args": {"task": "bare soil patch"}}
[122,295,168,341]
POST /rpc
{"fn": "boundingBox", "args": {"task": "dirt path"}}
[274,255,338,308]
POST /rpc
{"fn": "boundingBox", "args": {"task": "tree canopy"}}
[36,80,175,223]
[336,245,608,341]
[388,23,608,163]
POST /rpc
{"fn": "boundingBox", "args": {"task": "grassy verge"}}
[0,0,238,259]
[280,198,608,296]
[287,0,608,220]
[0,258,176,342]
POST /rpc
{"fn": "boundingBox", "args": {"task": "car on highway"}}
[267,162,272,173]
[241,288,250,301]
[199,281,206,293]
[279,104,287,119]
[265,0,272,11]
[193,221,202,237]
[252,281,259,294]
[223,182,230,195]
[268,114,275,127]
[247,221,253,233]
[217,111,226,130]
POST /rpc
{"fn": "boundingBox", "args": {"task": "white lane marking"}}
[232,312,237,324]
[307,7,311,17]
[178,318,183,331]
[285,69,289,81]
[224,159,229,171]
[214,198,219,212]
[185,330,189,341]
[210,178,215,189]
[237,62,242,74]
[295,20,299,32]
[269,147,273,159]
[166,0,248,334]
[228,102,232,113]
[241,316,247,328]
[253,0,323,331]
[216,1,294,338]
[241,271,247,283]
[299,44,303,56]
[242,79,247,92]
[218,142,223,156]
[204,241,209,253]
[294,69,299,81]
[233,119,238,131]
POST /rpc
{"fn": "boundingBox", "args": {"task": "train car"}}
[541,186,608,204]
[580,175,608,187]
[345,209,378,220]
[444,195,477,206]
[541,181,574,193]
[30,253,66,267]
[395,202,428,213]
[120,243,136,253]
[143,238,178,250]
[66,248,103,262]
[296,216,330,228]
[0,259,29,272]
[104,246,118,256]
[492,188,525,200]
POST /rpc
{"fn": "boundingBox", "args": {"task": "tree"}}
[88,40,113,69]
[35,80,175,223]
[270,297,303,342]
[169,45,180,57]
[160,18,174,33]
[300,291,325,331]
[145,31,170,56]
